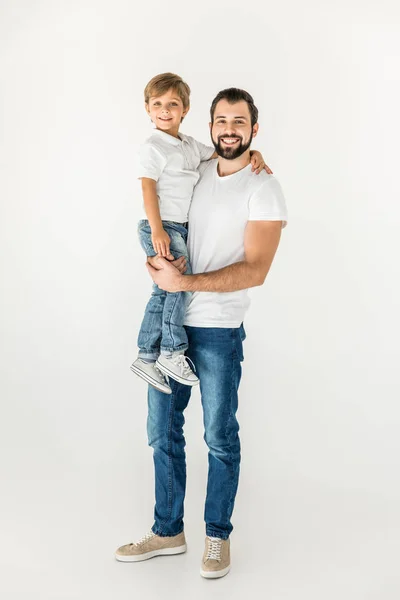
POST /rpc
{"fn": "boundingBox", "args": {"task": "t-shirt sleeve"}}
[193,138,215,162]
[248,176,288,228]
[137,142,167,181]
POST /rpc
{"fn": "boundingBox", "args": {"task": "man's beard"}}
[211,131,253,160]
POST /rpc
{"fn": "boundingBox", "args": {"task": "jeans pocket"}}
[234,327,245,362]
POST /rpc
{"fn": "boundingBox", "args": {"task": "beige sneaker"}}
[115,530,186,562]
[200,536,230,579]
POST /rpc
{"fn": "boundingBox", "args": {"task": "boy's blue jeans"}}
[147,324,246,540]
[137,219,192,360]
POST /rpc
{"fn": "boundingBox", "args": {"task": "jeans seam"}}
[224,331,238,532]
[157,391,175,535]
[163,292,181,349]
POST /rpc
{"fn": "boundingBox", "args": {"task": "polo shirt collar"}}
[152,127,186,145]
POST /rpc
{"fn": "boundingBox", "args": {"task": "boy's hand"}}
[151,227,171,257]
[250,150,273,175]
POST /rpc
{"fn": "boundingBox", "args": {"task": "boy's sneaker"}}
[156,354,199,386]
[115,531,187,562]
[130,358,171,394]
[200,536,230,579]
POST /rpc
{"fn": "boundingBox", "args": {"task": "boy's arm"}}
[141,178,172,258]
[141,178,163,231]
[147,220,283,292]
[205,150,273,175]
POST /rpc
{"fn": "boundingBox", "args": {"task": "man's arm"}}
[147,220,283,293]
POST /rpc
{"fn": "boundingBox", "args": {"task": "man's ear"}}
[252,123,259,138]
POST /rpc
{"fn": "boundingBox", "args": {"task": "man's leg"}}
[185,325,245,540]
[147,379,192,536]
[114,378,191,562]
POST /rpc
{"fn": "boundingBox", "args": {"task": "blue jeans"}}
[147,324,246,540]
[137,220,192,360]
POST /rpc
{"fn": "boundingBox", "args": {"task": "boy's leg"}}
[136,220,166,360]
[137,282,167,361]
[185,325,246,540]
[147,379,192,536]
[159,222,192,357]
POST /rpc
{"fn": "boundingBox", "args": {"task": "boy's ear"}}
[252,123,259,138]
[145,102,150,116]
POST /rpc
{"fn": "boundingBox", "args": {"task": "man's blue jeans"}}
[147,324,246,540]
[137,220,192,360]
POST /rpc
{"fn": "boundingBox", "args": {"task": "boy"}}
[130,73,269,394]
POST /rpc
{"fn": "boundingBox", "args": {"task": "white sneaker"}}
[130,358,172,394]
[156,354,199,386]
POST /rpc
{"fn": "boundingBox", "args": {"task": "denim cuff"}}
[138,351,160,361]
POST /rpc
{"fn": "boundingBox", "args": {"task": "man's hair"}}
[144,73,191,109]
[210,88,258,127]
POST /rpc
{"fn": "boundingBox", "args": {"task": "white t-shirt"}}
[137,128,215,222]
[184,159,288,328]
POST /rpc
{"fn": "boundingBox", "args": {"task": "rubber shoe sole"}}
[115,543,187,562]
[200,565,231,578]
[130,363,171,394]
[156,360,199,387]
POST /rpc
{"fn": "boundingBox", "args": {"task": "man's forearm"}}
[180,261,264,293]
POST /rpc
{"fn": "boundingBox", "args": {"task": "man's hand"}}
[146,256,185,292]
[147,254,187,273]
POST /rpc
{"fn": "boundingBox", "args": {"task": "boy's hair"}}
[210,88,259,127]
[144,73,191,108]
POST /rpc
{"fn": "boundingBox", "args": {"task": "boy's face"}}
[210,99,258,160]
[146,89,189,137]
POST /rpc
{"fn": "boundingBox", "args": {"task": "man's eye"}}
[235,121,244,124]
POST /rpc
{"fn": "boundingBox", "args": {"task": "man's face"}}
[210,99,258,160]
[146,89,189,136]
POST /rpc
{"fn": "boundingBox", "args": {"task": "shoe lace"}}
[206,536,222,561]
[132,531,155,547]
[172,354,196,377]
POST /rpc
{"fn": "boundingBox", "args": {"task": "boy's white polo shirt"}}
[137,128,214,223]
[184,159,288,328]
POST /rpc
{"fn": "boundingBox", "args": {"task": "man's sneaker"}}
[130,358,171,394]
[200,536,230,579]
[156,354,199,386]
[115,531,187,562]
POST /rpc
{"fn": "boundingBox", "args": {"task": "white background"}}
[1,1,400,598]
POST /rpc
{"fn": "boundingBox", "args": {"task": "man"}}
[115,88,288,579]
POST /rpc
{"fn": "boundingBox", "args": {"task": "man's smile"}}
[220,137,240,145]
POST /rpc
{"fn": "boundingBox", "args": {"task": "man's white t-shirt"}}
[184,159,288,328]
[137,128,214,223]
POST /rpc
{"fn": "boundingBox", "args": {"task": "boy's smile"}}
[146,89,189,138]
